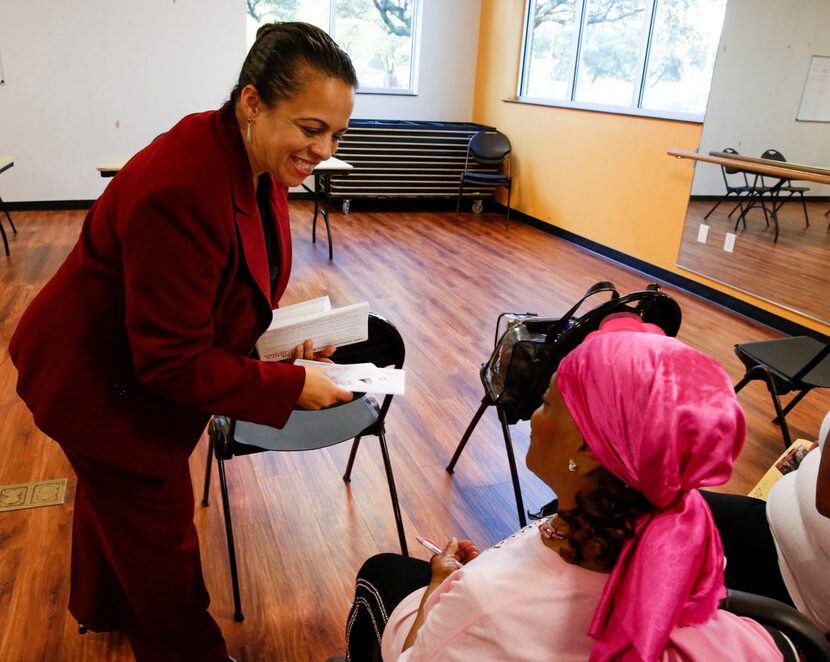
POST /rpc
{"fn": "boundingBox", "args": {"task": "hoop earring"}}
[568,459,578,472]
[246,118,253,144]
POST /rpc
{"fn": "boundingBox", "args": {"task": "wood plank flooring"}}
[678,199,830,323]
[1,202,828,661]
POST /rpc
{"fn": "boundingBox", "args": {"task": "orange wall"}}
[472,0,828,335]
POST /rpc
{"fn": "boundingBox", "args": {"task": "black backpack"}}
[484,281,681,424]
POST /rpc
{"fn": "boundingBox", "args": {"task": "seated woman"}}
[702,410,830,634]
[340,316,782,661]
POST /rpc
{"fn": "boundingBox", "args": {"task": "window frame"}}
[515,0,720,123]
[270,0,421,96]
[344,0,420,96]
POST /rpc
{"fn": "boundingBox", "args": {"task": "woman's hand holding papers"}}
[297,360,353,410]
[292,338,337,363]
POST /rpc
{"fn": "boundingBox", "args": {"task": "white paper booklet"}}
[294,359,406,395]
[256,296,369,361]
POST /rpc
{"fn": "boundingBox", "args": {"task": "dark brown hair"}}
[230,22,357,107]
[556,467,654,572]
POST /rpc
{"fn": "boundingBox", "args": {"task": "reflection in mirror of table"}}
[669,149,830,325]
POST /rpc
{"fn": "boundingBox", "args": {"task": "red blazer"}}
[10,105,305,478]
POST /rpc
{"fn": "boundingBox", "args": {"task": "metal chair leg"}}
[505,184,511,230]
[201,432,214,507]
[735,366,792,449]
[0,194,16,233]
[343,435,362,481]
[455,180,464,220]
[799,193,809,228]
[496,405,527,528]
[323,176,334,261]
[446,397,490,473]
[773,388,812,424]
[705,194,730,220]
[377,429,408,556]
[0,195,10,255]
[312,174,320,243]
[217,457,245,622]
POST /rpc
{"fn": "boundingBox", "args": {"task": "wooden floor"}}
[678,199,830,323]
[1,202,828,661]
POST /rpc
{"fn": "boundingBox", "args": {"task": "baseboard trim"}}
[5,200,95,211]
[690,194,830,203]
[498,205,828,341]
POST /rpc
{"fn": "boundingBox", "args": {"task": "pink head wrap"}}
[555,316,746,661]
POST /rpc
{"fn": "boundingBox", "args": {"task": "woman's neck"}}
[539,514,611,574]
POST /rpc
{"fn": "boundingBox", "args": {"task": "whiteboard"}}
[797,55,830,122]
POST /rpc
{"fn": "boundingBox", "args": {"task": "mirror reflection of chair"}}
[733,335,830,449]
[758,148,811,227]
[719,589,830,661]
[201,312,409,621]
[455,129,512,227]
[704,147,771,228]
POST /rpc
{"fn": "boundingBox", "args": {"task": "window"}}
[245,0,419,94]
[519,0,726,120]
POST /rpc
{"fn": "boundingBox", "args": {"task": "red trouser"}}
[64,447,229,662]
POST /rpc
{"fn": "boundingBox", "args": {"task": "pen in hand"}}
[416,536,463,569]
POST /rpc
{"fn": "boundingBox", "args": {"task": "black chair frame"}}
[734,337,830,449]
[201,312,408,621]
[705,147,772,229]
[455,130,512,227]
[757,149,811,228]
[720,589,830,661]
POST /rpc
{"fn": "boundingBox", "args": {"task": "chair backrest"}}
[720,146,746,177]
[327,311,405,420]
[762,148,786,163]
[468,130,511,167]
[720,589,830,661]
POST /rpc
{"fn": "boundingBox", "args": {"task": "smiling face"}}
[526,373,600,509]
[237,70,354,186]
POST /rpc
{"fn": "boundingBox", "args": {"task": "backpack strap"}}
[545,281,619,342]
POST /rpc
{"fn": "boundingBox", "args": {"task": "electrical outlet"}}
[696,224,710,244]
[723,233,736,253]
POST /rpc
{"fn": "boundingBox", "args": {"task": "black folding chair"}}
[704,147,771,228]
[455,130,512,227]
[758,149,811,228]
[734,335,830,449]
[201,312,408,621]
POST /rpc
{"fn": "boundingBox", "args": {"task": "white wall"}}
[692,0,830,196]
[0,0,482,202]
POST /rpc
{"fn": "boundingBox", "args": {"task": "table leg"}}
[322,174,333,261]
[0,195,17,234]
[311,173,320,244]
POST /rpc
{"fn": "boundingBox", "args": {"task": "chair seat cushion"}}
[231,396,380,454]
[461,172,511,185]
[735,337,830,388]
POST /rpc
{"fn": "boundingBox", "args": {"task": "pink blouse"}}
[382,524,781,661]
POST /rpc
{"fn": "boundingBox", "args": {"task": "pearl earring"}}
[246,118,253,143]
[568,458,578,472]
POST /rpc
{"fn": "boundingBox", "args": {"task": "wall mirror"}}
[676,0,830,325]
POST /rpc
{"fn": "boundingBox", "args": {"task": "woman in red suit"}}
[10,22,355,661]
